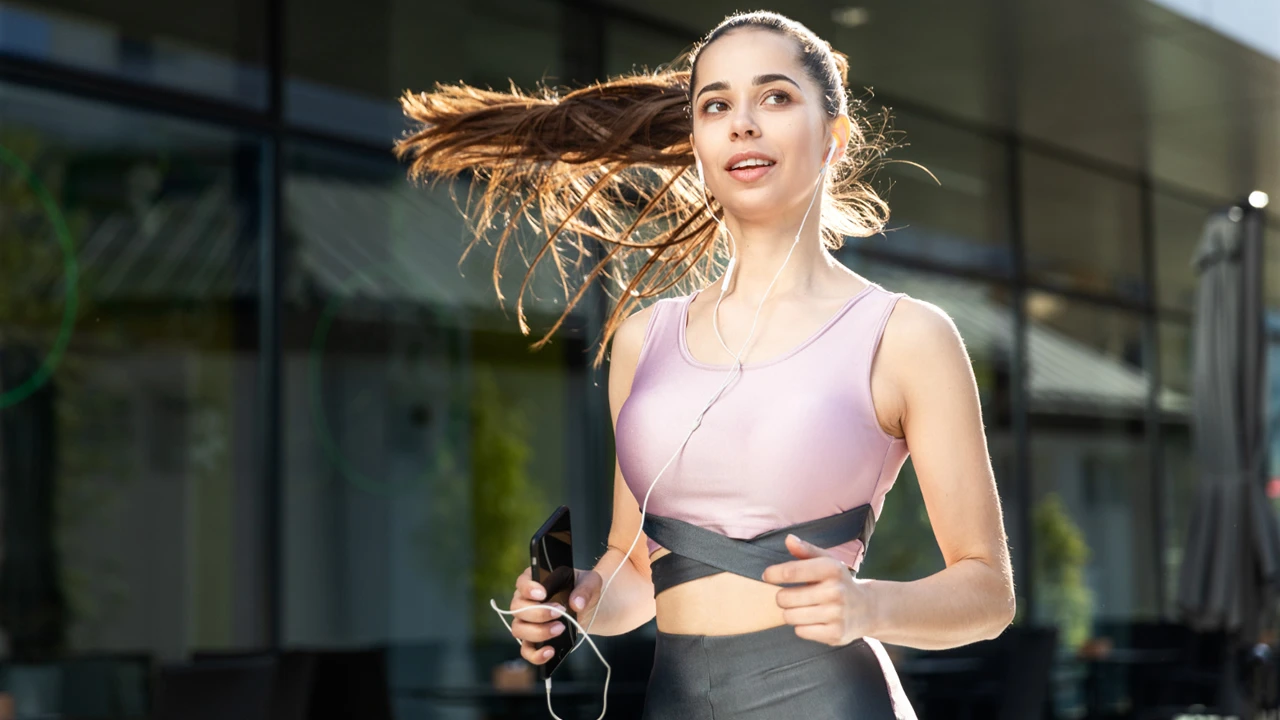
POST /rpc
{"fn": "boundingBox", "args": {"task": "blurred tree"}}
[467,369,546,637]
[1033,492,1093,650]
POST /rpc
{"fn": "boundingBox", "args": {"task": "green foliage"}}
[1032,493,1094,650]
[466,370,547,637]
[858,460,945,581]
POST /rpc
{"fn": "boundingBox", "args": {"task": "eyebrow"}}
[694,73,802,100]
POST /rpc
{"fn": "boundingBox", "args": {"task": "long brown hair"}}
[393,10,906,367]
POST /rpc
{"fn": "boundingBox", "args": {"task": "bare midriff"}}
[648,546,789,635]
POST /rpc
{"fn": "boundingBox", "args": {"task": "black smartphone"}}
[529,504,577,679]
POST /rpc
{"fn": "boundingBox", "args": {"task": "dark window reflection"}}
[286,0,563,144]
[1157,319,1192,417]
[281,142,600,709]
[1153,193,1214,313]
[850,110,1014,277]
[605,20,692,77]
[0,0,267,108]
[0,81,266,717]
[1026,296,1157,655]
[1162,423,1197,618]
[1026,292,1148,417]
[1023,152,1144,301]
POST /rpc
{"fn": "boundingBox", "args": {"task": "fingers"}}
[570,569,603,612]
[793,622,843,646]
[513,612,569,644]
[780,602,842,627]
[762,556,843,585]
[520,639,561,665]
[514,567,547,603]
[774,578,844,609]
[509,597,568,627]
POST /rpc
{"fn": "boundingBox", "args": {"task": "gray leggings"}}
[641,623,916,719]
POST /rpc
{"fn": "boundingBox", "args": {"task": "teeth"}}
[731,158,775,170]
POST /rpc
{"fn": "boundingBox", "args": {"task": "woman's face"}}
[690,29,835,222]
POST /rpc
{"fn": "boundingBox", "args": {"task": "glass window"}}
[0,0,267,108]
[286,0,563,145]
[1162,423,1197,618]
[1025,296,1157,653]
[841,257,1019,593]
[605,20,691,77]
[851,110,1014,277]
[281,142,601,710]
[1269,316,1280,507]
[1266,221,1280,313]
[1157,319,1192,417]
[1022,151,1145,301]
[1153,192,1214,313]
[0,80,266,699]
[1025,292,1149,417]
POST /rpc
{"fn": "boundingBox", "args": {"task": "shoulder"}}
[877,294,972,395]
[879,294,960,348]
[607,298,669,410]
[609,298,668,363]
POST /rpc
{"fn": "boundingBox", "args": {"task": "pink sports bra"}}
[614,282,910,572]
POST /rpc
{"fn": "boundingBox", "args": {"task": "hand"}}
[761,534,877,647]
[509,567,603,665]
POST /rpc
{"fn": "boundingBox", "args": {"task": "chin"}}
[721,185,810,222]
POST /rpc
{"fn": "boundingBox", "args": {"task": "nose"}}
[728,106,760,141]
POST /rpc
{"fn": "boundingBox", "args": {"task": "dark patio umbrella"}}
[1176,205,1280,711]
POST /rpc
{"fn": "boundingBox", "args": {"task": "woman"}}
[396,10,1015,719]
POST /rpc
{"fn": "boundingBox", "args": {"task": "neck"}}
[718,203,831,303]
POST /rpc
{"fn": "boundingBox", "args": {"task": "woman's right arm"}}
[510,304,659,663]
[574,301,660,634]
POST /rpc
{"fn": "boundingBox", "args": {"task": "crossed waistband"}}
[642,504,876,595]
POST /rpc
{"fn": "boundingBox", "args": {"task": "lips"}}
[723,151,777,183]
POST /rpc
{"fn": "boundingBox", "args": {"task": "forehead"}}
[694,29,809,90]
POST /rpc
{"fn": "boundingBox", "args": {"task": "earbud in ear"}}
[824,139,838,165]
[695,154,705,185]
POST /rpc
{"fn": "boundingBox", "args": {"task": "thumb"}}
[570,569,603,612]
[785,533,830,560]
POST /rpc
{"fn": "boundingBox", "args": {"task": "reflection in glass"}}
[0,0,267,108]
[605,20,691,77]
[850,109,1013,277]
[1267,223,1280,312]
[286,0,563,144]
[1025,292,1148,418]
[281,142,598,699]
[1023,152,1144,300]
[1270,315,1280,513]
[1153,193,1214,313]
[1025,297,1157,653]
[0,83,266,671]
[1162,424,1197,618]
[1157,320,1192,417]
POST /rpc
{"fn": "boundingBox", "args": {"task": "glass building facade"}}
[1,0,1278,717]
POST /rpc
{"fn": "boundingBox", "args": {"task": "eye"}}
[763,90,792,105]
[701,99,728,114]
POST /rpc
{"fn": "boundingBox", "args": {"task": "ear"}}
[828,114,854,163]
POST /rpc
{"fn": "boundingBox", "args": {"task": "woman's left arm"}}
[763,298,1016,650]
[861,298,1016,649]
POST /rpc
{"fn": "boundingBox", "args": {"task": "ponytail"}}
[394,16,904,368]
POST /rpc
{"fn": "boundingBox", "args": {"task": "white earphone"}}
[491,132,842,720]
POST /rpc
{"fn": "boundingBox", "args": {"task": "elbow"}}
[982,586,1017,641]
[975,566,1017,641]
